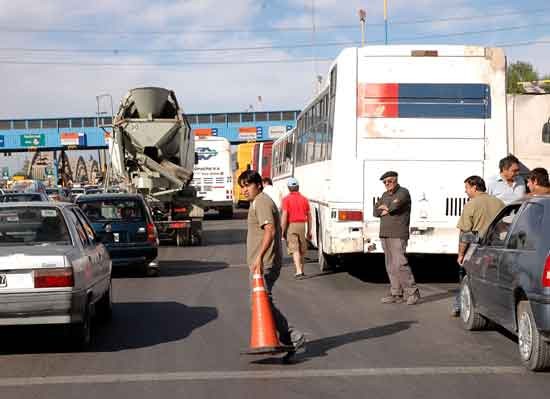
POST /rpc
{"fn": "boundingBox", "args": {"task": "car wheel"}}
[71,301,92,349]
[517,301,550,371]
[146,267,160,277]
[460,276,488,331]
[96,280,113,322]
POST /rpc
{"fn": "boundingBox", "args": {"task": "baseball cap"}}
[379,171,398,181]
[287,177,299,187]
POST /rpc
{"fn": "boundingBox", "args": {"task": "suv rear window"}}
[1,194,44,202]
[0,207,71,246]
[78,199,145,222]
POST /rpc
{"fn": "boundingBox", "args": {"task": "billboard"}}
[60,132,87,147]
[193,128,218,137]
[268,126,286,139]
[239,126,262,140]
[20,134,45,147]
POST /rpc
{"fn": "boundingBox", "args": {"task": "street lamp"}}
[95,93,115,189]
[358,9,366,47]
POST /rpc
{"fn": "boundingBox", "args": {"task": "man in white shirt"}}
[487,155,525,205]
[261,177,282,210]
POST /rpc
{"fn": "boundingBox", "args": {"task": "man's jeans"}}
[454,266,466,312]
[249,265,301,346]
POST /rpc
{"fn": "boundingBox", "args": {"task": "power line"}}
[0,40,548,68]
[0,58,336,67]
[0,21,547,55]
[0,7,547,35]
[392,21,550,42]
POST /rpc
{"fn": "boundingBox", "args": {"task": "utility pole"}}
[358,9,366,47]
[384,0,388,44]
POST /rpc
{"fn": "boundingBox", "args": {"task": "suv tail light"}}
[34,268,74,288]
[338,210,363,222]
[542,256,550,288]
[147,223,158,246]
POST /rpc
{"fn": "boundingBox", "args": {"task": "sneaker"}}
[294,273,305,279]
[450,308,460,317]
[381,295,404,304]
[406,291,421,305]
[292,333,306,352]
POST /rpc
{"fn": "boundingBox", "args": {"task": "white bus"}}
[192,136,233,218]
[272,45,507,270]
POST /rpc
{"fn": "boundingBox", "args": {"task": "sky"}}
[0,0,548,120]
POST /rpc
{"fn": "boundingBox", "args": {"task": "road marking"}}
[0,366,527,387]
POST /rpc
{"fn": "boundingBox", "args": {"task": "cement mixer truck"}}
[108,87,203,246]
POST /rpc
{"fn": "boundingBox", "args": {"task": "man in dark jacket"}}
[374,171,420,305]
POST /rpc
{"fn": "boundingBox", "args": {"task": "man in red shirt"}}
[281,177,312,278]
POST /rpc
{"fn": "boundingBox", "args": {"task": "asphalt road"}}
[1,210,549,398]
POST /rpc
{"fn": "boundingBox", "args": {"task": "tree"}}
[541,74,550,92]
[507,61,538,94]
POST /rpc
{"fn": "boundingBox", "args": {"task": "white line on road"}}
[0,366,527,387]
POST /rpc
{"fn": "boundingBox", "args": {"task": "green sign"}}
[20,134,45,147]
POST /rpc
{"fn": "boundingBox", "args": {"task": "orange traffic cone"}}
[243,273,292,355]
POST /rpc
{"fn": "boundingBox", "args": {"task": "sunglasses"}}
[383,179,396,184]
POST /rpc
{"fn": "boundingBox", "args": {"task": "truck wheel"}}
[176,231,184,247]
[191,232,202,246]
[517,301,550,371]
[460,277,488,331]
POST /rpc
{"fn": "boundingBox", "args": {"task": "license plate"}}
[170,222,188,229]
[113,233,120,243]
[0,273,33,289]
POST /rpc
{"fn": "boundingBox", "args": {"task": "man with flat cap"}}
[373,171,420,305]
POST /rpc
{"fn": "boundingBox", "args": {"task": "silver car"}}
[0,202,112,348]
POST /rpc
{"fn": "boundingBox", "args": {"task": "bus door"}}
[261,142,273,178]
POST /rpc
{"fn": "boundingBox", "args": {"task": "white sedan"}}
[0,202,112,348]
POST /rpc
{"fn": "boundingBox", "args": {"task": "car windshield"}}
[0,194,43,202]
[78,199,145,222]
[0,207,71,246]
[46,188,59,195]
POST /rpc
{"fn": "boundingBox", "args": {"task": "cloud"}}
[0,0,549,120]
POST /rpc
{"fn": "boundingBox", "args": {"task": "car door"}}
[65,208,100,300]
[473,205,520,319]
[499,202,545,329]
[74,207,111,286]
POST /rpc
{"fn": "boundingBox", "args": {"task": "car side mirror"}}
[461,232,480,244]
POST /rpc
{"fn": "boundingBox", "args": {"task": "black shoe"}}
[294,273,305,279]
[451,308,460,318]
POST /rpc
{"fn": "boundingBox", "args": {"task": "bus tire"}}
[317,218,336,272]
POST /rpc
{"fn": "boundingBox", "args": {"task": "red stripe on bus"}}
[357,83,399,118]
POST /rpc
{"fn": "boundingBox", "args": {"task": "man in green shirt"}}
[453,175,504,317]
[238,170,305,356]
